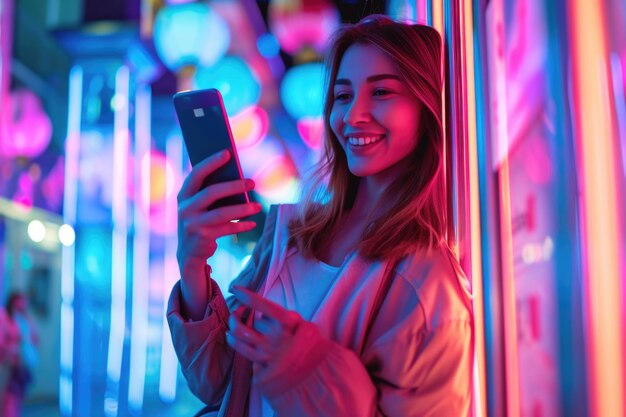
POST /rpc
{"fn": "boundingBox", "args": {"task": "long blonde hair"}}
[289,14,448,261]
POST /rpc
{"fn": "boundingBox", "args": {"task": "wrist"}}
[182,257,208,276]
[179,260,211,321]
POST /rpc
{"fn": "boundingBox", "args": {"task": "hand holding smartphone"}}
[173,88,249,208]
[174,88,262,321]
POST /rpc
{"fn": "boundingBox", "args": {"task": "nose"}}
[343,94,372,126]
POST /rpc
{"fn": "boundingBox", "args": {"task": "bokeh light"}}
[27,220,46,243]
[58,224,76,247]
[253,155,300,204]
[280,63,324,119]
[153,3,230,71]
[193,56,261,116]
[0,89,52,159]
[268,0,340,55]
[257,33,281,58]
[230,105,269,149]
[296,116,324,150]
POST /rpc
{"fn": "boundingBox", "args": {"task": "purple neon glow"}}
[0,89,52,159]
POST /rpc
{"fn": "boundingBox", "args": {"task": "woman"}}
[168,14,473,417]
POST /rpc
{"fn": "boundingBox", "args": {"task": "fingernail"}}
[252,202,262,211]
[221,149,231,158]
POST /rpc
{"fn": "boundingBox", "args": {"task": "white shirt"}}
[249,248,342,417]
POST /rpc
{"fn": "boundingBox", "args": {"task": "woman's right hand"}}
[176,149,262,319]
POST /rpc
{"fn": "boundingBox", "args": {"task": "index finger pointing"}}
[231,286,292,324]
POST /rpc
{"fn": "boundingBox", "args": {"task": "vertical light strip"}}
[497,160,519,417]
[0,0,13,163]
[432,0,445,144]
[485,1,520,415]
[461,0,486,415]
[431,0,449,243]
[159,133,183,402]
[416,0,428,24]
[128,84,151,412]
[610,55,626,179]
[432,0,444,37]
[106,65,130,417]
[60,65,83,417]
[569,2,624,416]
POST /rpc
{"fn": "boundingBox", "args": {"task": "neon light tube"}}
[128,84,151,411]
[569,2,625,416]
[59,65,83,417]
[106,65,130,417]
[159,132,183,403]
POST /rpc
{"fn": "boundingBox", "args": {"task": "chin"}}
[348,165,383,178]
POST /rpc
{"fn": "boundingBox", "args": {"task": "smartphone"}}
[173,88,249,208]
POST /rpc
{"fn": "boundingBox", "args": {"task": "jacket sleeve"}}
[166,269,234,406]
[166,206,278,406]
[255,300,473,417]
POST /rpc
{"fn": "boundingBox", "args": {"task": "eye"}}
[334,92,352,101]
[373,88,391,97]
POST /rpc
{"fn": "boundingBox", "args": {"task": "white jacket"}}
[167,204,474,416]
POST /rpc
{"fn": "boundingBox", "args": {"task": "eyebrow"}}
[334,74,401,85]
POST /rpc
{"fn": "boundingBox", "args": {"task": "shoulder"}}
[392,246,472,332]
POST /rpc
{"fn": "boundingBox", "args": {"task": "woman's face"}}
[330,43,423,180]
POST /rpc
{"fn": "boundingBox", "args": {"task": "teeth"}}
[348,135,384,146]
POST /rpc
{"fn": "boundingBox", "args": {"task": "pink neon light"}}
[139,150,179,235]
[268,0,339,55]
[296,116,324,150]
[0,89,52,158]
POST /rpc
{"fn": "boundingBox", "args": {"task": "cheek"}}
[329,109,344,140]
[382,104,421,143]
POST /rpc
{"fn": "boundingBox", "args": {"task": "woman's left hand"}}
[226,286,303,366]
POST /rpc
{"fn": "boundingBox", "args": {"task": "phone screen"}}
[173,89,249,208]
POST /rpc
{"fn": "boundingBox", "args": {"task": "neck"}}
[349,177,391,222]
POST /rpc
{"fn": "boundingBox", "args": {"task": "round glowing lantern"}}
[280,62,324,119]
[256,33,281,59]
[230,105,269,149]
[268,0,340,55]
[0,89,52,159]
[153,3,230,71]
[296,116,324,150]
[237,134,285,179]
[193,56,261,116]
[253,155,300,204]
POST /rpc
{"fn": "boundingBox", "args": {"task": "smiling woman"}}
[330,45,424,180]
[167,14,473,417]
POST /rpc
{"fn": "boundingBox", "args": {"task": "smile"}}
[347,135,385,146]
